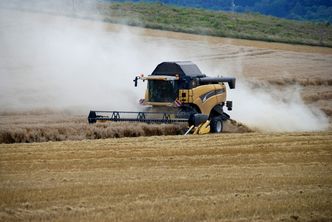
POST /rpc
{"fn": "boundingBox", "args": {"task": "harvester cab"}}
[88,61,236,134]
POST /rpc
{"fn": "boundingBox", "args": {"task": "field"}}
[1,132,332,221]
[1,8,332,221]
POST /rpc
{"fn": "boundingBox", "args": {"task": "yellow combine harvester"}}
[88,61,235,134]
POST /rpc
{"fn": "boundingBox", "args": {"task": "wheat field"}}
[1,9,332,222]
[1,132,331,221]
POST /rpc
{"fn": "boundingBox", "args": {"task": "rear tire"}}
[210,117,223,133]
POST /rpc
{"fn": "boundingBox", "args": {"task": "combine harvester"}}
[88,61,235,134]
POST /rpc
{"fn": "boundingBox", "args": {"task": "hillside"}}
[98,2,332,46]
[2,0,332,47]
[109,0,332,23]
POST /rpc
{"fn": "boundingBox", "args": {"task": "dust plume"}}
[0,2,181,113]
[232,81,329,132]
[204,60,329,132]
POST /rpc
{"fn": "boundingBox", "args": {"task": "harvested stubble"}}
[0,131,331,221]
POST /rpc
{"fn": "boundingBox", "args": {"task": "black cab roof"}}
[151,61,205,78]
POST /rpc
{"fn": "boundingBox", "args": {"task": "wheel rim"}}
[216,120,222,132]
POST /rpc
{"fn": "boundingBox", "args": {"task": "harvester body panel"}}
[191,84,227,115]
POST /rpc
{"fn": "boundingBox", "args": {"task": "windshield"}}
[148,80,178,102]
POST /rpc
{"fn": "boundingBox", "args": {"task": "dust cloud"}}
[0,3,181,113]
[207,60,329,132]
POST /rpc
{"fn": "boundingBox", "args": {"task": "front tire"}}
[210,117,223,133]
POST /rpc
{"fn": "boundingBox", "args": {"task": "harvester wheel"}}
[176,105,198,119]
[210,117,223,133]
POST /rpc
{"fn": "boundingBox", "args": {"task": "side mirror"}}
[133,76,138,87]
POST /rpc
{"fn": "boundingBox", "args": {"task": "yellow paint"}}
[191,84,226,115]
[193,120,211,135]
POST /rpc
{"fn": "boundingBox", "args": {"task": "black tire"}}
[210,117,223,133]
[176,105,197,119]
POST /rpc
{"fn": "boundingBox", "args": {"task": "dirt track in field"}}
[1,132,331,221]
